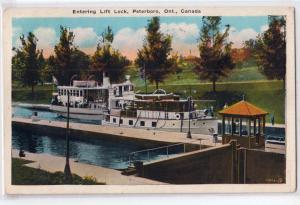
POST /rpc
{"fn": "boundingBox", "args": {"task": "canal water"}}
[13,129,180,169]
[12,106,185,169]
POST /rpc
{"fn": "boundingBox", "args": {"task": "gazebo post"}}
[258,117,261,136]
[254,118,256,135]
[222,115,225,135]
[231,117,234,135]
[263,116,266,134]
[248,118,251,148]
[239,118,242,136]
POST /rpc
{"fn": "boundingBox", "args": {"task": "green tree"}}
[195,17,235,92]
[136,17,176,89]
[54,26,76,85]
[37,51,46,84]
[12,32,42,93]
[12,49,26,84]
[91,26,129,83]
[41,55,56,83]
[70,49,90,80]
[255,16,286,87]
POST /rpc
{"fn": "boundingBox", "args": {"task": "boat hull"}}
[50,105,106,121]
[103,116,218,135]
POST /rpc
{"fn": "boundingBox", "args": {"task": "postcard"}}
[2,5,296,194]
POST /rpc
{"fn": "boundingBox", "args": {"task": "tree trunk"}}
[212,80,216,92]
[31,85,34,94]
[283,77,285,90]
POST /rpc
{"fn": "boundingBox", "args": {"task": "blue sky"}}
[12,16,269,59]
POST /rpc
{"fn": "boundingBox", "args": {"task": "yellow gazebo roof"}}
[219,100,268,116]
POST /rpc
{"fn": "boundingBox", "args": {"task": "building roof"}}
[219,100,268,116]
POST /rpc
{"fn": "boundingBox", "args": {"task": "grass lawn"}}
[12,84,54,104]
[12,158,104,185]
[127,63,267,86]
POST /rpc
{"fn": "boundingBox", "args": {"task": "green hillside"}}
[126,62,267,87]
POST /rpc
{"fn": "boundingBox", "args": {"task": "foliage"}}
[40,55,56,83]
[231,48,251,68]
[254,16,286,83]
[53,26,76,85]
[70,49,91,80]
[195,17,235,92]
[12,32,44,93]
[90,26,130,83]
[12,158,104,185]
[136,17,177,89]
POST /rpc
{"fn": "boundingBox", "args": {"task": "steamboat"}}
[50,73,218,134]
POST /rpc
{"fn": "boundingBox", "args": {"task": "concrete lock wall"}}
[140,144,235,184]
[139,141,286,184]
[238,149,286,183]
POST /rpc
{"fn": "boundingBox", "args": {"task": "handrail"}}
[129,142,185,155]
[128,142,188,166]
[128,137,213,166]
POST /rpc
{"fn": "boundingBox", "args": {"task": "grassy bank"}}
[12,84,54,104]
[12,158,104,185]
[128,64,267,87]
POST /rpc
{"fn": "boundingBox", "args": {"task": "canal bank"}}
[12,117,220,147]
[12,149,165,185]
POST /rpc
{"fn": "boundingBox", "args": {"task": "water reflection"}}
[12,129,164,169]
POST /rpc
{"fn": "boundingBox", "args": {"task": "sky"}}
[12,16,269,60]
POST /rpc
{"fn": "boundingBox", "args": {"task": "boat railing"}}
[120,110,137,118]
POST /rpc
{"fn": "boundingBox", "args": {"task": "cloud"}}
[13,26,22,38]
[72,27,98,48]
[227,27,258,48]
[112,22,200,59]
[260,24,268,32]
[33,27,57,50]
[113,27,146,60]
[12,27,23,49]
[160,22,199,43]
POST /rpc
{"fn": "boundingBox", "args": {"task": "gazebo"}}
[219,100,268,149]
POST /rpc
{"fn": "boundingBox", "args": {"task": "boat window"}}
[113,118,116,123]
[129,120,133,125]
[140,121,145,126]
[76,90,79,97]
[64,89,66,96]
[152,122,157,127]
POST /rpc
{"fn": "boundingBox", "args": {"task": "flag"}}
[140,64,145,80]
[52,75,58,85]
